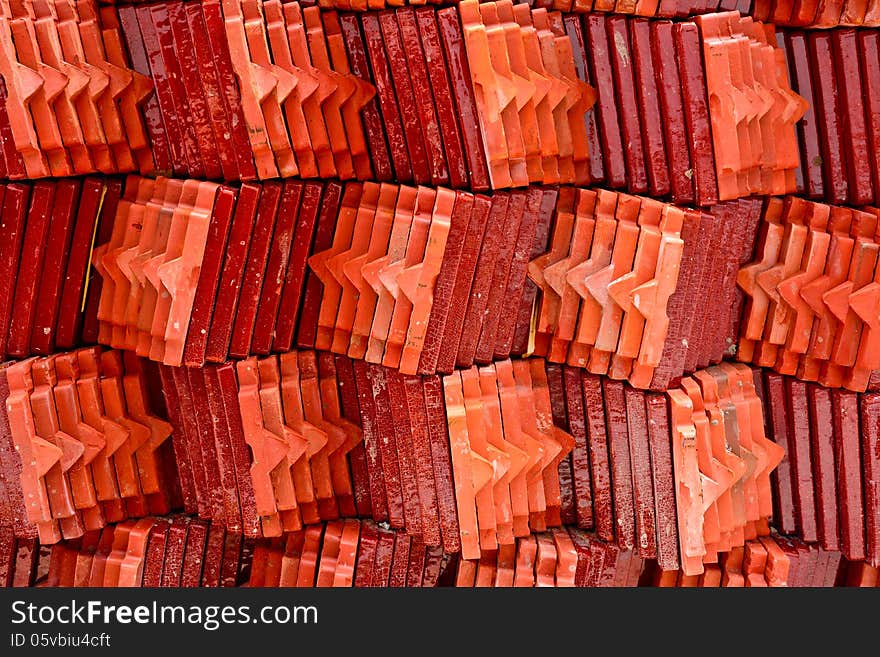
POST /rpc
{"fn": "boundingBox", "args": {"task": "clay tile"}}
[235,358,289,536]
[75,10,136,172]
[99,9,154,173]
[550,527,577,586]
[136,180,180,357]
[283,1,336,178]
[691,371,744,547]
[293,524,322,587]
[117,517,156,586]
[304,7,357,181]
[296,351,343,519]
[534,532,557,586]
[480,2,529,187]
[30,6,94,173]
[609,199,664,371]
[630,209,686,387]
[74,348,127,496]
[98,351,150,502]
[514,5,561,183]
[567,189,617,367]
[460,367,498,552]
[55,1,116,173]
[317,353,361,517]
[397,187,454,374]
[120,353,171,498]
[220,0,280,178]
[776,202,832,361]
[261,0,315,178]
[475,365,516,547]
[159,182,219,367]
[333,518,360,587]
[737,199,785,355]
[545,189,597,363]
[8,13,73,176]
[443,370,484,560]
[365,185,416,362]
[513,533,537,586]
[29,358,88,521]
[511,360,549,532]
[102,519,135,586]
[120,178,164,352]
[53,354,108,520]
[5,360,62,542]
[241,0,298,178]
[493,360,532,537]
[799,208,856,370]
[0,20,50,176]
[323,11,375,181]
[316,520,342,587]
[330,183,381,354]
[459,0,514,188]
[308,183,363,351]
[758,201,810,350]
[259,355,312,529]
[529,188,576,353]
[529,359,574,527]
[678,379,725,561]
[380,186,434,367]
[589,194,641,372]
[348,184,399,359]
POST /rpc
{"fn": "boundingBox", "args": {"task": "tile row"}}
[454,527,878,588]
[769,536,871,586]
[247,519,449,587]
[10,518,879,586]
[13,182,878,396]
[91,177,533,375]
[651,535,811,586]
[0,518,653,588]
[752,0,880,27]
[90,177,765,390]
[314,0,880,29]
[756,370,879,567]
[456,0,594,189]
[442,360,576,559]
[0,0,152,178]
[80,178,537,371]
[158,352,374,540]
[116,0,374,182]
[452,528,580,586]
[0,348,180,545]
[322,0,880,29]
[736,197,880,392]
[91,176,323,367]
[0,179,118,362]
[115,0,595,189]
[1,516,248,587]
[783,28,880,206]
[529,190,762,389]
[696,12,805,201]
[307,0,749,19]
[164,354,560,553]
[666,363,784,575]
[153,352,784,575]
[547,361,782,575]
[103,0,880,31]
[565,11,804,205]
[0,4,807,205]
[638,537,789,585]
